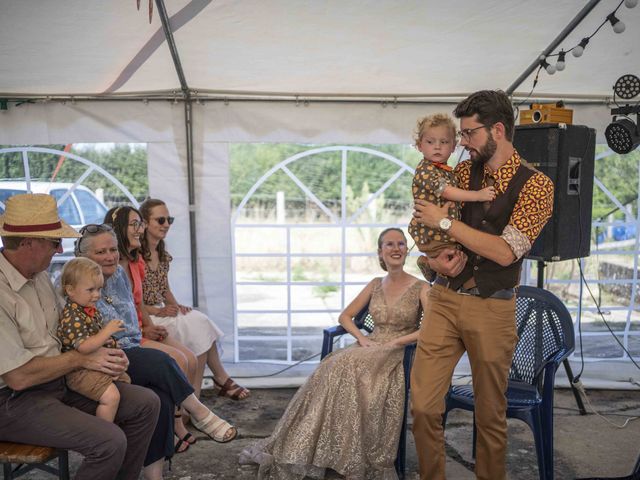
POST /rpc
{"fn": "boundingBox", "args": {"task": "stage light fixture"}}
[605,74,640,154]
[605,119,639,154]
[614,74,640,99]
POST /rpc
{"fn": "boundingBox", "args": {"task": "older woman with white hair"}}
[75,223,237,480]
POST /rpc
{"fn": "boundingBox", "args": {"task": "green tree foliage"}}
[592,146,640,221]
[229,143,421,216]
[0,144,149,204]
[71,145,148,203]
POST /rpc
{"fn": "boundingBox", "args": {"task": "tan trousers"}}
[411,284,517,480]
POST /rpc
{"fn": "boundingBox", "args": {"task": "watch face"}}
[439,218,452,231]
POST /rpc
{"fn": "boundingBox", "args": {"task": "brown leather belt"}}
[433,276,515,300]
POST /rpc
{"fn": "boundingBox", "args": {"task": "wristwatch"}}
[439,217,452,231]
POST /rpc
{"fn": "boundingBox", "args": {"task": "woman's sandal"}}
[213,377,250,401]
[192,411,238,443]
[174,432,196,453]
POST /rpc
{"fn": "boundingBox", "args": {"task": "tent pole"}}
[506,0,602,95]
[155,0,199,307]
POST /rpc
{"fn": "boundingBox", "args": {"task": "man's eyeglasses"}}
[153,216,175,226]
[128,220,146,231]
[457,125,488,141]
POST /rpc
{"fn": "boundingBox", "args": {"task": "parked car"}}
[0,181,108,280]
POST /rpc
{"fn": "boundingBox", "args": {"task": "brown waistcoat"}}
[448,159,536,298]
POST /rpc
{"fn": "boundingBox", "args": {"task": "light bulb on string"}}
[556,50,566,71]
[624,0,637,8]
[540,58,556,75]
[607,13,626,33]
[572,37,589,57]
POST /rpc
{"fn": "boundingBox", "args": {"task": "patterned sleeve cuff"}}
[501,225,531,261]
[434,177,448,197]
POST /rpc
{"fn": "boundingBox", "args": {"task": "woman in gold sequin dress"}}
[240,228,429,480]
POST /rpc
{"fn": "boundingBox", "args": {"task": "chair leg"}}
[59,450,70,480]
[530,409,549,480]
[395,391,409,479]
[3,463,13,480]
[471,412,477,461]
[394,420,406,479]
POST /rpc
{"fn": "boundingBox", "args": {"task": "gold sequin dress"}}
[240,278,424,480]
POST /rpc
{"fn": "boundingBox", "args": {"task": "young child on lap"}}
[409,114,496,278]
[57,257,131,422]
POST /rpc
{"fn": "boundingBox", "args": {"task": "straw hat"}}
[0,193,81,238]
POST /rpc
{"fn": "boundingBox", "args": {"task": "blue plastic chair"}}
[442,286,575,480]
[321,303,418,479]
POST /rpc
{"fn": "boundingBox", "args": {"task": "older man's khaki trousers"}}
[411,284,517,480]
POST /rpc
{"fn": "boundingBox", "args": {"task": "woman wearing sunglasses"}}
[139,199,250,402]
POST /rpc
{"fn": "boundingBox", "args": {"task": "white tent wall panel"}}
[0,102,178,144]
[0,100,615,145]
[194,142,235,358]
[200,101,614,144]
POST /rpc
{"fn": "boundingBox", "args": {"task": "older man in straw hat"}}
[0,193,160,480]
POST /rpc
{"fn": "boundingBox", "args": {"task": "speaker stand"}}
[536,260,587,415]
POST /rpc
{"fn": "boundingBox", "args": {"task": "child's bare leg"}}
[95,383,120,422]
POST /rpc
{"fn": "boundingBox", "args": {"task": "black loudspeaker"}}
[513,124,596,262]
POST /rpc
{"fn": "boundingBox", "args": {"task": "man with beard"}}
[410,90,554,480]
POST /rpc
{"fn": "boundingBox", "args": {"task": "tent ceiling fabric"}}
[1,0,638,99]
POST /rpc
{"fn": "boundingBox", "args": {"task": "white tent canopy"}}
[1,0,639,99]
[0,1,639,385]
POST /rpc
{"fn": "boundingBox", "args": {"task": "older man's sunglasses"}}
[153,216,175,225]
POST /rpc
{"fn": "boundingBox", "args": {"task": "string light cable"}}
[538,0,634,76]
[513,66,543,122]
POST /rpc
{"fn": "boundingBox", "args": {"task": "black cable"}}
[577,259,640,372]
[571,128,595,382]
[513,66,542,119]
[229,339,335,379]
[575,184,586,381]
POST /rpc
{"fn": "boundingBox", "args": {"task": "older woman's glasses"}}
[75,224,113,254]
[153,216,174,225]
[457,125,488,141]
[80,224,113,235]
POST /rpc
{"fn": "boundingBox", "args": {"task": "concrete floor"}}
[11,387,640,479]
